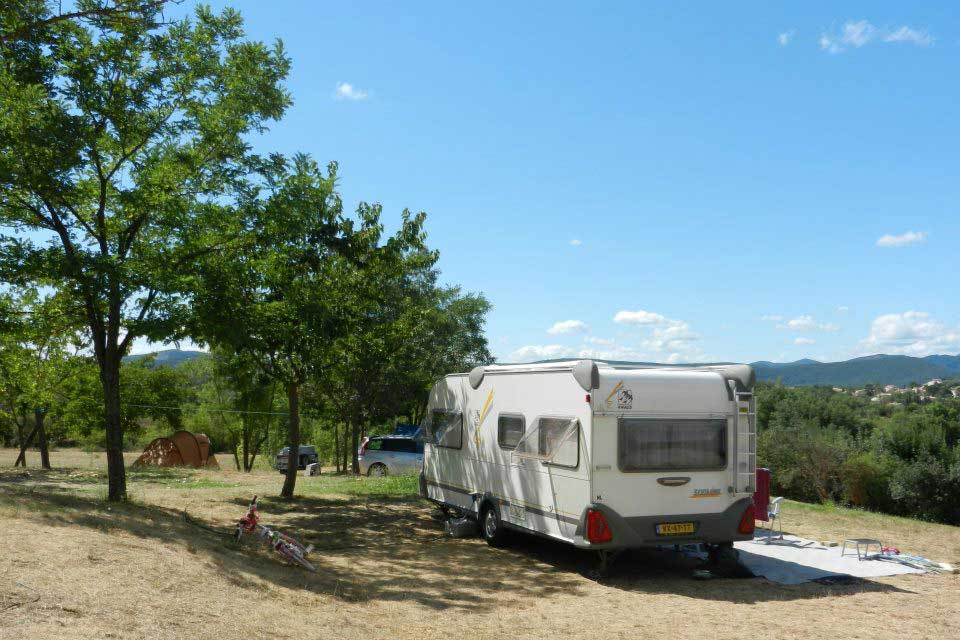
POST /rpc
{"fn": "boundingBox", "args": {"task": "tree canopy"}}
[0,2,290,499]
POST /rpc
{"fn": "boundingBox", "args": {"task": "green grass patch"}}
[299,473,420,499]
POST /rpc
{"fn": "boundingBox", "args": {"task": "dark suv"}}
[275,445,319,473]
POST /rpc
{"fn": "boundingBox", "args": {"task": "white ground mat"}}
[733,535,925,585]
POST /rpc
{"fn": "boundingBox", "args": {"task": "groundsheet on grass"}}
[733,535,925,585]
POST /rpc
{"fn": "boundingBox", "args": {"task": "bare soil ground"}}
[2,448,959,640]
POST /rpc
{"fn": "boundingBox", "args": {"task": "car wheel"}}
[368,463,388,477]
[481,502,508,547]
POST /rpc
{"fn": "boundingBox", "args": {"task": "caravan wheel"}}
[480,503,508,547]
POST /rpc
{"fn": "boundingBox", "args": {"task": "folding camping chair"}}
[762,496,784,543]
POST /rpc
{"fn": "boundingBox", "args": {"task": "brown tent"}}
[131,431,220,469]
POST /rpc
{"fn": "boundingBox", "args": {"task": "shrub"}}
[889,457,960,525]
[840,451,900,513]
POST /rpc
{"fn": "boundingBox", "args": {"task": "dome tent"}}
[131,431,220,469]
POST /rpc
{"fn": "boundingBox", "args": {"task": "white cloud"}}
[577,345,648,362]
[837,306,850,313]
[546,319,588,335]
[509,344,577,362]
[861,311,960,356]
[885,26,934,46]
[583,336,615,347]
[876,230,926,248]
[821,21,933,54]
[511,341,651,363]
[569,239,582,247]
[334,82,368,101]
[614,310,668,325]
[777,315,839,332]
[794,337,816,346]
[778,31,794,47]
[642,322,703,360]
[761,314,784,322]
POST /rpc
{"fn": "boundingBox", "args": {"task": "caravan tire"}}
[480,503,508,547]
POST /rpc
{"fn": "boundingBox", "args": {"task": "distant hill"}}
[751,354,960,387]
[124,349,207,368]
[533,353,960,388]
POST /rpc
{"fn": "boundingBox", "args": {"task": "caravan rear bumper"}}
[572,498,755,549]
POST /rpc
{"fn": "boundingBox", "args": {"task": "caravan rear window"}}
[618,418,726,471]
[426,410,463,449]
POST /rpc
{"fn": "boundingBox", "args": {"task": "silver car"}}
[358,436,423,476]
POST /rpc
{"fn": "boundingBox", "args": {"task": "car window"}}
[365,438,383,451]
[380,439,402,452]
[395,439,418,453]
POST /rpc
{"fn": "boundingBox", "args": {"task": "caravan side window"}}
[426,410,463,449]
[537,417,579,468]
[497,414,525,450]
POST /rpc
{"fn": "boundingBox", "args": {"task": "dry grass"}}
[2,448,959,640]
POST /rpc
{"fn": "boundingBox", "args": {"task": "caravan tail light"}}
[359,438,369,457]
[738,504,756,535]
[586,508,613,543]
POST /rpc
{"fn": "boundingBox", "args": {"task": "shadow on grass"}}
[1,474,915,611]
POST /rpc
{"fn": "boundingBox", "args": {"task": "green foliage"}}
[889,457,960,524]
[58,358,189,449]
[0,0,290,499]
[756,381,960,524]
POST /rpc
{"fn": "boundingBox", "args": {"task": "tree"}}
[179,350,282,472]
[0,3,289,499]
[191,155,358,498]
[0,289,87,468]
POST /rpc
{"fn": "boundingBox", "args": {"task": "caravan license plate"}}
[656,522,695,536]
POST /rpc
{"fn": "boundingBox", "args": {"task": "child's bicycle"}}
[235,496,316,572]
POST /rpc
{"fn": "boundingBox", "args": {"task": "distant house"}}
[952,387,960,398]
[924,378,943,387]
[852,389,867,397]
[832,387,844,393]
[883,384,899,393]
[871,393,893,404]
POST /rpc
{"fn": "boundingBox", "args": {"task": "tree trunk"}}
[280,382,300,499]
[14,423,39,467]
[333,421,340,474]
[241,418,250,471]
[350,420,360,475]
[36,408,51,470]
[99,353,126,501]
[341,426,349,476]
[249,431,266,471]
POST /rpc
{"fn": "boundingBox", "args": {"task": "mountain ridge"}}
[131,349,960,387]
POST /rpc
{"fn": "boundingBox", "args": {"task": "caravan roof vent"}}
[572,359,600,391]
[468,366,485,389]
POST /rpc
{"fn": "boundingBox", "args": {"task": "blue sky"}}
[148,1,959,363]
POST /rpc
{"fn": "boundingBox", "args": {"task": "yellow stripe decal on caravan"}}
[474,390,494,447]
[478,390,495,425]
[605,380,624,408]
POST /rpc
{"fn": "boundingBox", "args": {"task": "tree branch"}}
[118,288,157,353]
[0,1,176,45]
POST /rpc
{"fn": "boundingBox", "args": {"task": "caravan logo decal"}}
[473,390,494,446]
[605,380,633,410]
[690,488,722,499]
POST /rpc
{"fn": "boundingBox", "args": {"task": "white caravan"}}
[419,360,757,569]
